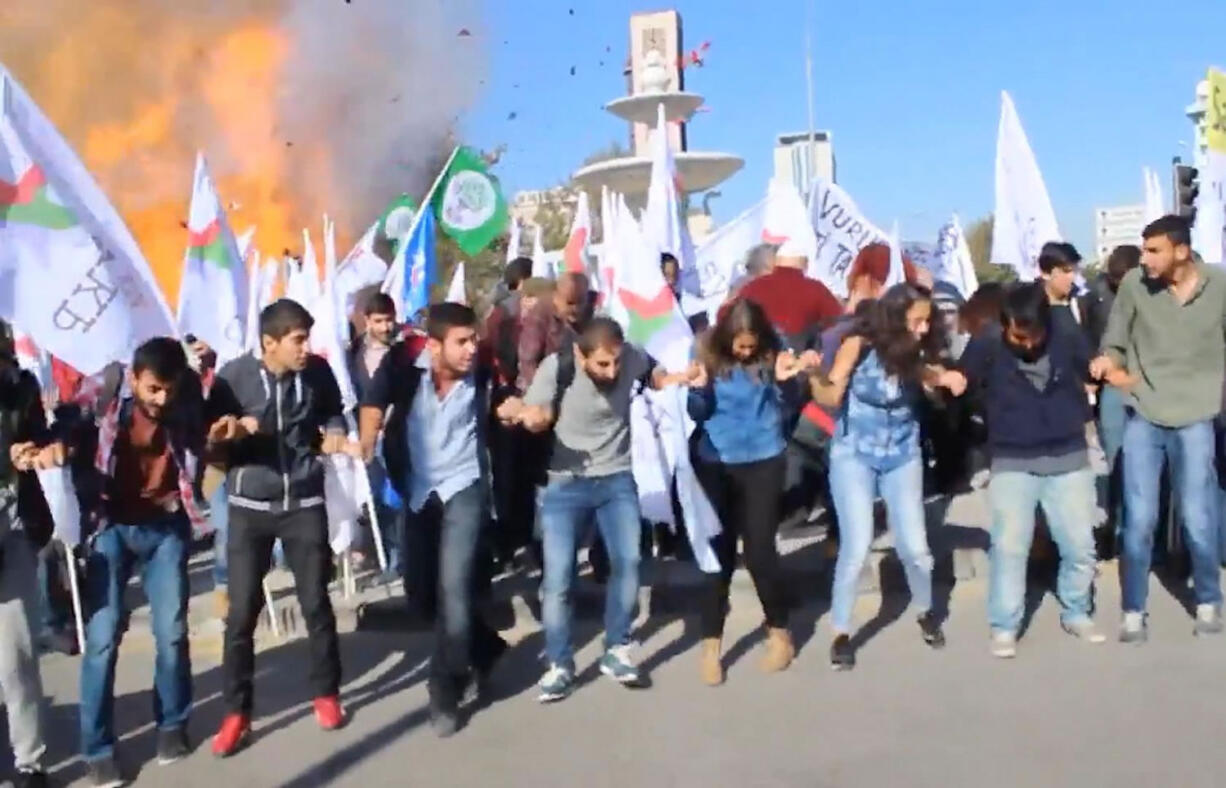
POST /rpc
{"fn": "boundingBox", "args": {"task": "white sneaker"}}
[1119,611,1147,644]
[1061,617,1107,644]
[990,631,1016,659]
[1194,604,1224,636]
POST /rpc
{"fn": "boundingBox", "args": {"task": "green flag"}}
[376,193,418,256]
[432,147,508,256]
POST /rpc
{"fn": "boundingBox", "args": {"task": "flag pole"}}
[63,542,86,654]
[381,145,460,300]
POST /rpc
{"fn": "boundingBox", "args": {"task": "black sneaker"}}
[429,694,460,738]
[86,756,125,788]
[830,635,855,671]
[157,726,190,765]
[14,769,48,788]
[918,611,946,649]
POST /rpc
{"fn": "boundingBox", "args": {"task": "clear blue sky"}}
[463,0,1226,255]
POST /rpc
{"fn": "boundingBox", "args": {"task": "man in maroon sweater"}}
[737,251,843,347]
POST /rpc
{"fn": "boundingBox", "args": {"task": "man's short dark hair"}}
[576,317,625,355]
[1001,282,1051,335]
[1105,245,1142,286]
[425,302,477,341]
[505,257,533,290]
[260,298,314,341]
[363,292,396,318]
[1142,214,1193,249]
[132,337,189,382]
[1037,241,1082,274]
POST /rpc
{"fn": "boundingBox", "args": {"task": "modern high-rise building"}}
[773,131,835,197]
[1094,204,1146,262]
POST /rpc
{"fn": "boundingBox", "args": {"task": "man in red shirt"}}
[737,250,843,348]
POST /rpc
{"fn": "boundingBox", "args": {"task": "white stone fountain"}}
[571,48,743,200]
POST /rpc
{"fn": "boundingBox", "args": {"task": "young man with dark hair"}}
[43,338,209,786]
[1091,215,1226,641]
[0,351,55,788]
[359,302,508,737]
[207,299,357,756]
[498,317,692,702]
[960,284,1105,658]
[345,292,401,577]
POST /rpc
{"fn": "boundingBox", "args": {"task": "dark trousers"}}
[407,483,503,709]
[490,424,546,563]
[224,505,340,715]
[695,454,790,638]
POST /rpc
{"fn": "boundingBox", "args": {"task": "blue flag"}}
[397,208,436,323]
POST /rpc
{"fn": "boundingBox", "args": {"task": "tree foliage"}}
[963,214,1016,285]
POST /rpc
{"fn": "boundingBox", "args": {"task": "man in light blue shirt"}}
[359,303,506,738]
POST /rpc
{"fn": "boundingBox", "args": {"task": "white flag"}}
[991,91,1060,281]
[0,65,175,375]
[885,220,906,288]
[933,215,979,299]
[243,250,263,354]
[445,261,467,304]
[807,175,889,297]
[643,104,700,297]
[176,152,249,364]
[563,191,594,279]
[762,178,816,260]
[531,223,552,279]
[36,467,81,547]
[506,217,522,266]
[309,216,358,410]
[1143,167,1165,224]
[236,226,256,263]
[336,222,389,317]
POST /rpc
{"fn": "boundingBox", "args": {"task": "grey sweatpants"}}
[0,530,48,772]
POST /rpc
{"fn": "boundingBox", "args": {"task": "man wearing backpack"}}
[498,318,693,702]
[359,303,508,737]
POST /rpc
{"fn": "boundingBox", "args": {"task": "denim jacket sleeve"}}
[687,384,715,423]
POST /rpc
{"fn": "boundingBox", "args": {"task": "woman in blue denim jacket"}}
[811,284,966,670]
[687,299,813,686]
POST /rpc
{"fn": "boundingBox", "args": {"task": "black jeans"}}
[224,505,340,715]
[490,423,546,564]
[407,483,503,708]
[695,454,790,638]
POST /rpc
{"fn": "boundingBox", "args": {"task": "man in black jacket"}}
[207,299,357,757]
[0,351,54,787]
[960,283,1105,659]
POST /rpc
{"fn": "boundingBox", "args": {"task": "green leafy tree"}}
[964,214,1015,285]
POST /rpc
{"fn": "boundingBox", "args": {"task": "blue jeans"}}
[80,516,192,761]
[987,469,1098,634]
[1121,413,1223,613]
[1097,386,1128,537]
[211,481,229,587]
[829,451,933,634]
[540,472,642,670]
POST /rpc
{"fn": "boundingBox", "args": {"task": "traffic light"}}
[1174,161,1200,222]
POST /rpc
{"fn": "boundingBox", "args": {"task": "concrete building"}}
[1094,203,1146,262]
[773,131,835,197]
[510,186,578,226]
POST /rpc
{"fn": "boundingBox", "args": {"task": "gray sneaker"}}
[599,644,645,688]
[1061,617,1107,644]
[990,631,1017,659]
[1119,611,1148,644]
[1194,604,1224,636]
[537,665,574,704]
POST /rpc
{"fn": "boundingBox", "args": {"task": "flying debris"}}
[569,66,576,76]
[568,8,574,15]
[457,28,472,37]
[681,41,712,69]
[285,141,294,147]
[507,111,518,121]
[482,144,507,166]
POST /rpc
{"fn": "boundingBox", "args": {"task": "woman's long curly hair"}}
[852,283,946,384]
[699,298,781,381]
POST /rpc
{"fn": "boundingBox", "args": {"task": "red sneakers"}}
[212,713,251,758]
[313,696,346,731]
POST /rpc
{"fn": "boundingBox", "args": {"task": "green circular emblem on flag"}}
[441,171,497,231]
[382,205,416,241]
